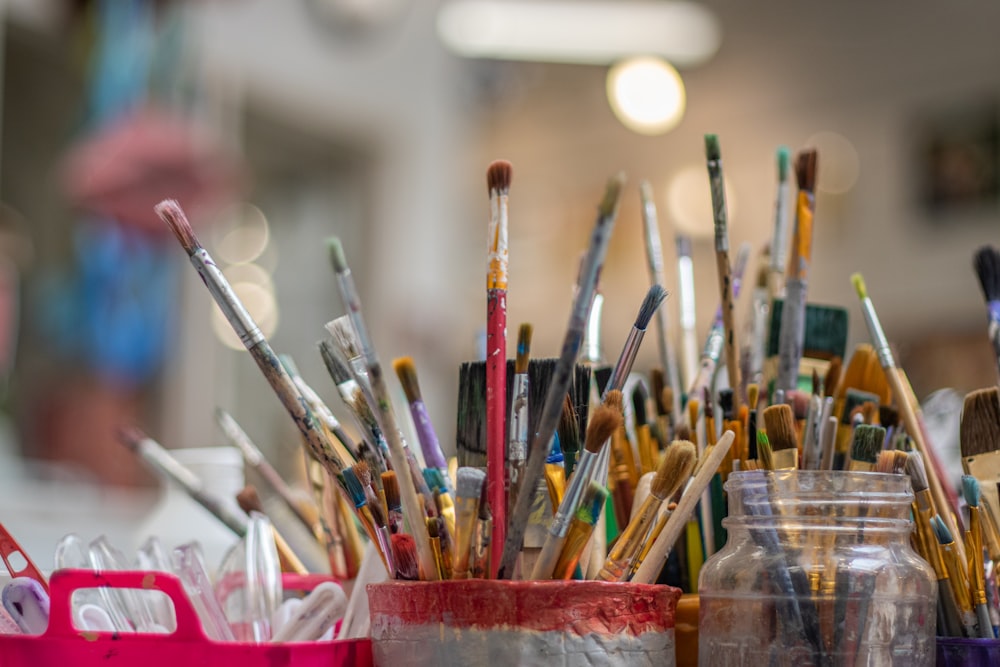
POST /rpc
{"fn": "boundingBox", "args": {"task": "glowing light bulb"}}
[606,57,685,135]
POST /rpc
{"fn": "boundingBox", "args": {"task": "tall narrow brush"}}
[776,149,817,392]
[509,324,533,509]
[962,475,994,638]
[852,272,964,564]
[497,173,624,580]
[155,201,348,492]
[327,237,437,580]
[769,146,792,298]
[604,285,667,393]
[485,159,513,574]
[640,180,682,423]
[973,246,1000,380]
[551,482,609,580]
[676,234,699,391]
[393,357,452,495]
[705,135,742,415]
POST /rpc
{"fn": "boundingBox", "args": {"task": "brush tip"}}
[341,468,366,507]
[930,514,953,544]
[962,474,981,508]
[486,159,513,194]
[704,134,721,161]
[236,485,263,514]
[391,533,420,581]
[636,284,667,330]
[762,403,797,452]
[382,471,401,511]
[904,450,928,492]
[456,466,486,499]
[598,172,627,218]
[652,440,696,499]
[850,424,885,464]
[327,237,348,273]
[578,481,609,524]
[795,149,818,191]
[850,273,867,300]
[392,356,421,402]
[960,387,1000,457]
[777,146,790,180]
[155,199,198,253]
[585,401,624,454]
[973,245,1000,300]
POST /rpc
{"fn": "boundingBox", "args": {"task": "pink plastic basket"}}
[0,569,372,666]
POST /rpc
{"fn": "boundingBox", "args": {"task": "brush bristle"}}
[575,481,608,524]
[718,389,734,420]
[351,387,379,430]
[319,339,354,385]
[515,323,533,374]
[961,387,1000,457]
[811,369,820,396]
[381,471,401,512]
[651,440,696,500]
[748,384,759,410]
[850,424,885,464]
[634,285,667,332]
[702,388,714,420]
[824,357,842,397]
[327,237,348,273]
[875,451,905,475]
[850,273,867,301]
[426,516,440,539]
[878,405,898,430]
[973,246,1000,302]
[930,514,953,545]
[392,356,422,403]
[777,146,790,181]
[423,468,446,494]
[391,533,420,580]
[650,369,666,414]
[558,395,581,455]
[599,172,626,218]
[757,432,773,470]
[704,134,721,161]
[584,403,623,454]
[661,388,673,419]
[795,149,818,192]
[905,451,929,493]
[236,485,263,514]
[674,423,691,442]
[155,199,198,253]
[326,316,362,361]
[789,390,810,421]
[762,404,797,452]
[456,466,486,500]
[603,389,624,414]
[962,474,981,508]
[342,468,367,508]
[352,460,372,488]
[486,159,513,194]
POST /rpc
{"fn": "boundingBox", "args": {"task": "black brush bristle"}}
[635,284,667,330]
[631,381,649,427]
[717,389,734,421]
[973,245,1000,302]
[796,149,818,192]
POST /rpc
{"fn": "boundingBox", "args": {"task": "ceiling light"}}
[607,57,685,135]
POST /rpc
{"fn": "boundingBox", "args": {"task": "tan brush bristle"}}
[604,388,624,415]
[486,159,513,194]
[762,404,798,469]
[961,388,1000,458]
[392,357,422,403]
[382,471,400,511]
[351,387,378,429]
[155,199,198,253]
[905,450,929,494]
[661,388,674,420]
[584,402,624,454]
[835,344,873,399]
[747,384,759,410]
[352,460,372,488]
[674,423,692,442]
[687,398,700,429]
[824,357,842,397]
[875,450,907,474]
[515,323,533,374]
[861,401,878,425]
[650,441,696,500]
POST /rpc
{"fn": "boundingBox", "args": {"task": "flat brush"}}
[498,173,624,580]
[509,324,533,508]
[531,399,623,580]
[453,467,486,579]
[393,357,452,495]
[875,449,909,475]
[551,481,608,580]
[762,404,798,470]
[705,134,742,415]
[960,388,1000,571]
[604,285,667,394]
[639,180,682,423]
[215,409,316,535]
[852,272,964,563]
[632,430,734,585]
[328,238,437,580]
[962,475,994,638]
[155,201,348,496]
[973,245,1000,380]
[598,441,696,581]
[776,149,817,393]
[485,159,513,575]
[847,424,885,472]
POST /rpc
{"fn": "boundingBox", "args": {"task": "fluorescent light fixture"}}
[437,1,721,67]
[607,57,685,135]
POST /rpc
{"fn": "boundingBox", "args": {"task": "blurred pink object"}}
[60,107,242,234]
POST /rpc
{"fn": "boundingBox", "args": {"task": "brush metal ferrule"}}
[860,297,894,368]
[508,374,530,463]
[702,324,725,363]
[189,248,264,348]
[771,447,799,471]
[550,448,601,538]
[606,328,645,393]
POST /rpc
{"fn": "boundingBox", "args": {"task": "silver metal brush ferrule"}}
[190,249,265,349]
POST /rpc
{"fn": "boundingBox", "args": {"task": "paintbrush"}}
[650,369,671,446]
[639,180,682,424]
[280,354,358,465]
[381,471,404,534]
[327,237,437,580]
[509,324,533,506]
[801,381,824,470]
[756,431,773,471]
[393,357,452,495]
[847,424,885,472]
[453,467,486,579]
[485,159,513,575]
[851,272,964,563]
[235,485,309,575]
[531,399,623,579]
[704,134,742,415]
[775,149,817,393]
[120,426,248,538]
[426,517,447,580]
[604,285,667,394]
[598,441,696,581]
[762,404,798,471]
[551,482,608,580]
[676,234,699,391]
[769,146,792,298]
[497,173,624,580]
[552,396,577,502]
[824,356,842,398]
[833,389,879,470]
[215,409,317,535]
[932,515,977,637]
[326,315,371,387]
[342,467,394,576]
[959,387,1000,576]
[632,430,734,585]
[962,475,994,638]
[155,201,348,497]
[473,481,493,579]
[390,534,420,582]
[875,449,909,475]
[973,245,1000,380]
[818,412,838,471]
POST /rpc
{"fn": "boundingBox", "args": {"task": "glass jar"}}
[699,470,936,666]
